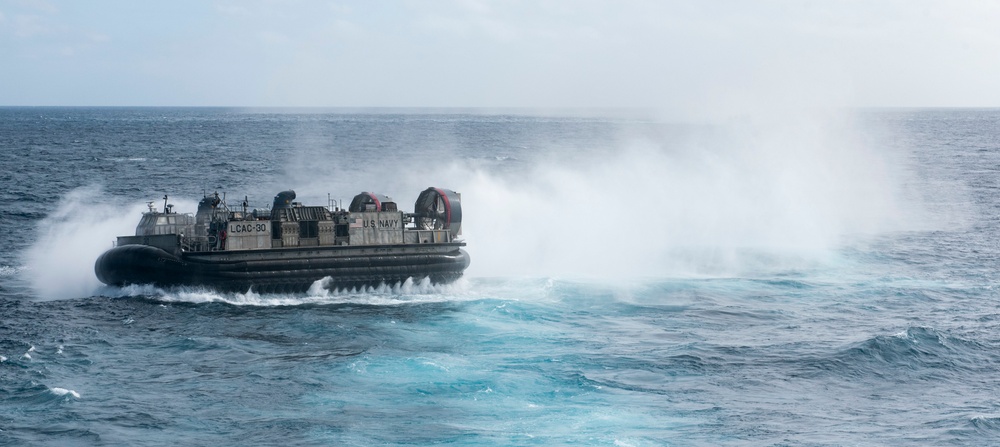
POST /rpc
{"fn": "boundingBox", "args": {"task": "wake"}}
[98,276,474,307]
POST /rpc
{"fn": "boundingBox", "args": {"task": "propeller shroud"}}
[414,187,462,238]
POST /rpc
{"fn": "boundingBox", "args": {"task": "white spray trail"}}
[22,186,197,300]
[422,112,927,278]
[274,110,930,280]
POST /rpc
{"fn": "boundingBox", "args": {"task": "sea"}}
[1,106,999,446]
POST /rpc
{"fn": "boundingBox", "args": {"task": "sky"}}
[2,0,1000,110]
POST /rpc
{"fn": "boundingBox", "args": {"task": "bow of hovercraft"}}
[95,244,184,287]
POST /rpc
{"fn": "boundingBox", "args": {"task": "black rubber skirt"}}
[95,244,471,293]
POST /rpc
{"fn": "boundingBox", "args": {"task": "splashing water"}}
[98,277,474,307]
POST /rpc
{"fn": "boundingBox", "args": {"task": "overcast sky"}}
[2,0,999,110]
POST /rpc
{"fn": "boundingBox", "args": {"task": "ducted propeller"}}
[414,187,462,238]
[349,192,392,212]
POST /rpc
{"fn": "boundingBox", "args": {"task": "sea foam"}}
[102,277,474,307]
[50,387,81,399]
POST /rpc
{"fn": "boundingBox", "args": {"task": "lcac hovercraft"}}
[95,187,469,293]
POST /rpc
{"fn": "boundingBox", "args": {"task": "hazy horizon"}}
[3,1,1000,114]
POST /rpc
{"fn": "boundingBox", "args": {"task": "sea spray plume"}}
[269,110,927,279]
[23,186,197,300]
[444,110,922,278]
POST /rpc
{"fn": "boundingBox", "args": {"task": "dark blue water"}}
[2,107,1000,445]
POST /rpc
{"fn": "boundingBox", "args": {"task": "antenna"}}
[163,195,169,213]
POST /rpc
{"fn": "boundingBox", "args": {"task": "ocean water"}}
[1,107,1000,445]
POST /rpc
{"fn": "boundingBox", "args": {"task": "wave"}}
[971,415,1000,434]
[2,383,82,406]
[795,326,994,381]
[104,157,155,162]
[99,277,474,307]
[850,327,987,370]
[49,387,81,399]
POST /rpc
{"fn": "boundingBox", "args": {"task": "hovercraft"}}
[95,187,470,293]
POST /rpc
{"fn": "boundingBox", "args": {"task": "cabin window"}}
[156,216,168,225]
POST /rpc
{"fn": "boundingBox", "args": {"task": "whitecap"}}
[50,387,81,399]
